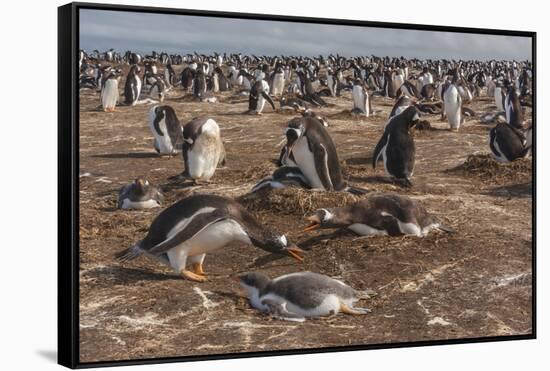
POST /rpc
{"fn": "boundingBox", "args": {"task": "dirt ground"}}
[78,66,533,363]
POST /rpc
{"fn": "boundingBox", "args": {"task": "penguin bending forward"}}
[489,123,532,163]
[115,194,304,282]
[303,193,452,237]
[149,105,183,156]
[180,117,225,183]
[372,106,419,186]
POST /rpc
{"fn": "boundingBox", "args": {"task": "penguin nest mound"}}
[241,161,278,181]
[239,188,360,215]
[450,154,532,182]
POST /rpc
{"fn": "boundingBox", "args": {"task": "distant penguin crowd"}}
[80,48,533,322]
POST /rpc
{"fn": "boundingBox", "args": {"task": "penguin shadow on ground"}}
[84,266,180,284]
[92,152,160,159]
[484,182,532,198]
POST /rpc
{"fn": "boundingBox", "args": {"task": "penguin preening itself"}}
[100,70,120,112]
[124,64,142,106]
[180,117,225,183]
[115,194,304,282]
[489,123,532,163]
[118,178,164,209]
[372,106,419,187]
[282,117,366,194]
[149,105,183,156]
[238,271,374,322]
[303,193,452,237]
[250,166,310,193]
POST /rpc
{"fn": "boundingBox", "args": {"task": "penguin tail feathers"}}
[115,244,143,262]
[436,223,454,234]
[344,185,369,195]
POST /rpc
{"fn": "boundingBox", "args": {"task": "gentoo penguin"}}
[351,79,370,116]
[494,81,506,112]
[149,78,167,103]
[180,117,225,183]
[124,65,142,106]
[251,166,310,193]
[149,105,182,156]
[118,178,164,209]
[115,194,304,282]
[301,108,329,127]
[100,70,120,112]
[270,65,285,96]
[443,75,463,131]
[248,79,275,114]
[504,88,525,129]
[389,95,413,119]
[489,123,532,163]
[372,106,419,186]
[238,271,373,322]
[303,193,452,237]
[281,117,345,191]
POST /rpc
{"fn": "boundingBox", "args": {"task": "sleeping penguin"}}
[302,193,452,237]
[250,166,310,193]
[281,117,365,194]
[118,178,164,209]
[115,194,304,282]
[372,106,419,187]
[148,105,182,156]
[238,271,374,322]
[180,117,226,183]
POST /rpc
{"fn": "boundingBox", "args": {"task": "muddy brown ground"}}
[78,67,532,363]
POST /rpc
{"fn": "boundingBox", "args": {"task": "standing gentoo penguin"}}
[372,106,419,186]
[351,79,370,116]
[100,70,120,112]
[124,65,142,106]
[489,123,532,163]
[238,271,374,322]
[504,88,525,129]
[282,117,361,193]
[115,194,304,282]
[302,193,452,237]
[270,64,285,96]
[180,117,225,183]
[443,75,463,131]
[248,79,275,114]
[148,105,182,156]
[118,178,164,209]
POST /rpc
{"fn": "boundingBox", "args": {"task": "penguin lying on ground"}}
[250,166,310,193]
[238,271,374,322]
[489,123,532,162]
[373,106,419,187]
[118,178,164,209]
[302,193,452,237]
[115,194,304,282]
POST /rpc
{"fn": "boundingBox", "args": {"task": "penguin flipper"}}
[372,132,389,169]
[261,91,276,110]
[261,299,306,322]
[147,209,229,255]
[313,143,334,190]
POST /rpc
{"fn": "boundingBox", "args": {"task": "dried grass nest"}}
[449,153,532,182]
[239,187,360,216]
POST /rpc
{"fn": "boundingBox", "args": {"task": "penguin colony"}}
[80,49,533,322]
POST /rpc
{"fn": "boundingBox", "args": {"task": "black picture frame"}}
[58,2,536,368]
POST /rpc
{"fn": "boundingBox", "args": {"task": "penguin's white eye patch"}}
[279,235,287,247]
[321,208,333,221]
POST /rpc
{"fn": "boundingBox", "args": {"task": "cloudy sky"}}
[80,9,531,60]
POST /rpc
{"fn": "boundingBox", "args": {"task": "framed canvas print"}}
[58,2,536,368]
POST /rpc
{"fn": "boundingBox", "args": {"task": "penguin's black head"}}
[303,208,347,231]
[253,232,304,263]
[284,119,305,149]
[237,272,270,291]
[402,106,421,128]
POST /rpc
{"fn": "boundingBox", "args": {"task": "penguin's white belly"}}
[256,96,267,113]
[121,198,160,209]
[272,74,284,95]
[352,87,366,112]
[101,80,118,109]
[151,118,174,155]
[135,78,142,101]
[292,137,325,189]
[494,88,504,111]
[258,293,353,318]
[444,86,462,129]
[184,219,251,256]
[187,120,222,180]
[348,223,388,236]
[379,211,423,236]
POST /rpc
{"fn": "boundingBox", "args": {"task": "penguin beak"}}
[285,244,305,263]
[302,215,321,233]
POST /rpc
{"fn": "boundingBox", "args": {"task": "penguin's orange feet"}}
[340,303,371,315]
[181,269,207,282]
[192,262,207,276]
